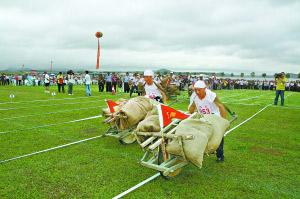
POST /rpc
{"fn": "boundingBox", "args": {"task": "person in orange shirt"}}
[57,72,65,93]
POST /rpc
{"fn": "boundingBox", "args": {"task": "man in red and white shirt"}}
[143,69,167,104]
[188,80,227,162]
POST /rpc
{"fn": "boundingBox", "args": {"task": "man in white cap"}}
[188,80,227,162]
[143,69,167,103]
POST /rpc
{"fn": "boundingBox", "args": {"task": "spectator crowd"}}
[1,71,300,94]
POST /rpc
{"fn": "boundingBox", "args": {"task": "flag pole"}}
[157,104,168,161]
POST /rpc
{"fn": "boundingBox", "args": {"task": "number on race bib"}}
[200,106,211,114]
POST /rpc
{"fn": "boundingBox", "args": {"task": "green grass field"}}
[0,85,299,198]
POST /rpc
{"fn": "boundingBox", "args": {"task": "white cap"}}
[144,69,154,77]
[194,80,206,88]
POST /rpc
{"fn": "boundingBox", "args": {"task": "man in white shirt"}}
[44,71,50,93]
[188,80,227,162]
[143,69,166,103]
[84,71,91,96]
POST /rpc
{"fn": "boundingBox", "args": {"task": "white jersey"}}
[190,89,220,116]
[145,82,162,98]
[44,74,50,83]
[85,74,91,84]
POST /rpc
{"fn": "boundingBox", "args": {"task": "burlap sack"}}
[203,114,230,153]
[136,115,160,132]
[102,107,111,117]
[166,118,213,168]
[166,113,229,168]
[115,96,157,130]
[145,107,158,118]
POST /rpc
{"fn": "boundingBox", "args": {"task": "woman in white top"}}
[143,69,167,104]
[188,80,227,162]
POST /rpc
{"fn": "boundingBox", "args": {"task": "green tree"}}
[262,73,267,78]
[240,73,244,78]
[250,72,255,78]
[286,73,290,78]
[220,72,225,77]
[298,73,300,78]
[230,73,234,77]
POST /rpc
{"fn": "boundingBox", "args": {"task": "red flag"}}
[106,99,118,113]
[96,38,100,69]
[157,104,189,129]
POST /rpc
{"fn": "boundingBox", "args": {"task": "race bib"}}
[199,106,211,114]
[149,93,157,99]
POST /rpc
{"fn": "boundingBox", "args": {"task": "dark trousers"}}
[274,90,284,106]
[154,96,163,103]
[58,84,65,93]
[112,82,117,92]
[98,83,104,92]
[68,83,73,94]
[124,82,130,93]
[106,82,112,92]
[216,138,224,159]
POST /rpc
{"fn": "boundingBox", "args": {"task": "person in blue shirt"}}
[123,72,130,93]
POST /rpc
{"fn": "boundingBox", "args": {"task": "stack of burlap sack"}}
[103,96,230,170]
[135,108,160,133]
[166,113,230,168]
[103,96,160,131]
[134,109,230,169]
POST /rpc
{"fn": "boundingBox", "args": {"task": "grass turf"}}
[0,85,299,198]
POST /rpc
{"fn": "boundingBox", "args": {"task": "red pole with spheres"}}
[95,32,103,69]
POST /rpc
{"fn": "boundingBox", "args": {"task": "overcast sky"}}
[0,0,299,73]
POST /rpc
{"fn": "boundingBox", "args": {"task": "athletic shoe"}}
[216,157,224,163]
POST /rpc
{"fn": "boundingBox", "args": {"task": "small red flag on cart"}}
[157,104,189,129]
[106,99,118,113]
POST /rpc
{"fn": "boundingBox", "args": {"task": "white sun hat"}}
[194,80,206,88]
[144,69,154,77]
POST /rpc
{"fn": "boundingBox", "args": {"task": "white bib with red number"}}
[193,89,220,116]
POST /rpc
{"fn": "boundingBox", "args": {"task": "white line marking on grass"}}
[0,134,105,164]
[249,92,294,106]
[112,173,161,199]
[219,93,246,100]
[0,115,102,134]
[112,104,272,199]
[0,106,103,121]
[225,102,300,109]
[0,96,99,105]
[224,102,263,106]
[224,94,264,103]
[0,100,101,111]
[224,104,271,137]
